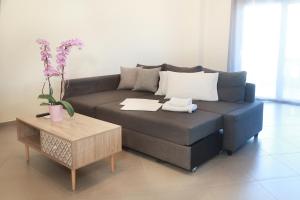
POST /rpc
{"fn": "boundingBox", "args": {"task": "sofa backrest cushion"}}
[137,64,165,70]
[164,64,203,73]
[202,67,247,102]
[64,74,121,99]
[218,71,247,102]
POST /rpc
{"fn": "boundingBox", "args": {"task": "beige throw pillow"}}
[133,67,161,92]
[117,67,138,90]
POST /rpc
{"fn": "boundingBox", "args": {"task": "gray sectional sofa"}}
[64,65,263,171]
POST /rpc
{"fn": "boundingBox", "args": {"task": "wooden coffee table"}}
[16,113,122,191]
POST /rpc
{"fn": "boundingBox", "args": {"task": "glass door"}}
[232,0,300,103]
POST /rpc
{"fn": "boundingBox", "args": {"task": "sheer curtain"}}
[229,0,300,103]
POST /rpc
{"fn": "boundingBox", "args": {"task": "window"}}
[229,0,300,103]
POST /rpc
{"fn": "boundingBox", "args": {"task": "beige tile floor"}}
[0,102,300,200]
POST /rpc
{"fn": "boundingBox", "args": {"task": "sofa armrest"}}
[223,101,263,152]
[64,74,120,99]
[244,83,255,102]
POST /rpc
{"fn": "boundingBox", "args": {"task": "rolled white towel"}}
[168,97,192,107]
[162,102,197,113]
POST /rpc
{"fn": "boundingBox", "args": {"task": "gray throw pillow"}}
[133,67,161,92]
[218,71,247,102]
[117,67,138,90]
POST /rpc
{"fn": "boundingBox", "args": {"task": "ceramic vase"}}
[49,105,64,122]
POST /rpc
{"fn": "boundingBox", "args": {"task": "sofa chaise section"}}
[195,101,246,115]
[223,101,263,154]
[194,98,263,154]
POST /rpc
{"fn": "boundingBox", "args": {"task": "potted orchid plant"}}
[36,39,83,122]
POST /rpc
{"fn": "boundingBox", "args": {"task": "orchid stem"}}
[60,68,64,100]
[41,79,46,95]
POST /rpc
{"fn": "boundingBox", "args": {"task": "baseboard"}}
[0,120,16,127]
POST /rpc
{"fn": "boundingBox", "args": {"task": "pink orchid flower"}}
[56,38,83,72]
[37,38,83,100]
[36,39,60,77]
[43,66,60,77]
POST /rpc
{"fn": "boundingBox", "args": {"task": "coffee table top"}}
[17,113,121,141]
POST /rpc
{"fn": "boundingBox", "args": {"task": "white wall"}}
[0,0,203,122]
[0,0,232,123]
[201,0,232,71]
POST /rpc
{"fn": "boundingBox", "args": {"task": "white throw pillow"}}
[165,72,219,101]
[155,71,169,95]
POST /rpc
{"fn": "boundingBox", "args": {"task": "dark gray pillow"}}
[202,67,218,73]
[137,64,165,70]
[217,71,247,102]
[164,64,203,73]
[133,67,161,92]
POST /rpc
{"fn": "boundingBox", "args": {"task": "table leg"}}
[25,144,29,162]
[111,155,115,173]
[71,169,76,191]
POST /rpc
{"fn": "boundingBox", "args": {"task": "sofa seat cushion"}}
[195,101,246,114]
[67,90,151,117]
[95,102,222,146]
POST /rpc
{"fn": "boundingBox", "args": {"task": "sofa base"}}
[122,128,222,171]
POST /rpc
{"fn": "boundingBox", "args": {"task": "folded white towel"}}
[168,97,192,107]
[162,102,197,113]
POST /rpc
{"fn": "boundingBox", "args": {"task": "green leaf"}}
[40,102,50,106]
[58,100,75,117]
[38,94,56,104]
[49,87,53,96]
